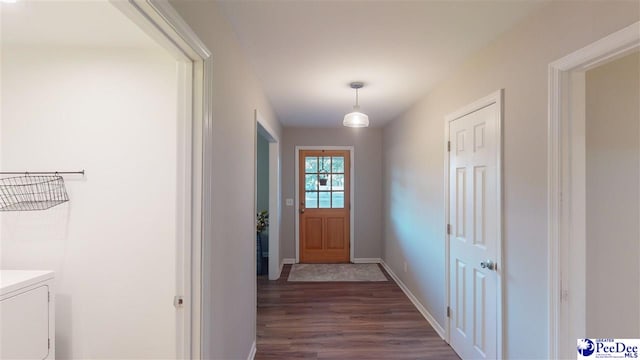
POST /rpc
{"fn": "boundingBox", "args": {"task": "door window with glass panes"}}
[304,155,345,209]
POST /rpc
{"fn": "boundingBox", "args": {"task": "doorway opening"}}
[255,111,281,280]
[548,21,640,359]
[1,0,213,358]
[256,130,270,276]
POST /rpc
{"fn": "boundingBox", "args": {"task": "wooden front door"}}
[299,149,350,263]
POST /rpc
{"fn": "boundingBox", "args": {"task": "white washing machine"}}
[0,270,55,359]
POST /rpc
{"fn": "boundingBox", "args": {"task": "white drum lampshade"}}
[343,110,369,127]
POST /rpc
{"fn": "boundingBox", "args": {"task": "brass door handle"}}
[300,208,305,214]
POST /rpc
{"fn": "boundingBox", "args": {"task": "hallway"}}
[256,265,459,359]
[2,1,638,358]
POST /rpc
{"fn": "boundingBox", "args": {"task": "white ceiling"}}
[219,1,548,127]
[1,1,157,48]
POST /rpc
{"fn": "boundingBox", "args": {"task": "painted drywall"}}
[168,2,282,359]
[281,127,383,260]
[0,45,178,358]
[585,52,640,338]
[257,133,270,214]
[382,2,639,358]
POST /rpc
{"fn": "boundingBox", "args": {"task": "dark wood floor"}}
[256,264,460,360]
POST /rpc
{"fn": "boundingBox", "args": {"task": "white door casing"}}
[111,1,214,358]
[547,21,640,359]
[255,110,281,280]
[446,90,503,359]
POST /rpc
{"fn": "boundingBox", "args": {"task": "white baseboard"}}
[380,260,446,339]
[352,258,382,263]
[247,340,256,360]
[276,261,284,279]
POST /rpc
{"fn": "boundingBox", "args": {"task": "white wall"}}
[168,2,283,359]
[1,45,178,359]
[382,2,639,358]
[281,127,383,261]
[585,51,640,337]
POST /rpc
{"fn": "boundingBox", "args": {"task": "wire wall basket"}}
[0,175,70,211]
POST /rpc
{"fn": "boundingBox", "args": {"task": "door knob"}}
[480,260,496,271]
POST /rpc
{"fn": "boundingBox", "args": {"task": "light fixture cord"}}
[355,88,359,108]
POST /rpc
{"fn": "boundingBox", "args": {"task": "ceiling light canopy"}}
[343,82,369,128]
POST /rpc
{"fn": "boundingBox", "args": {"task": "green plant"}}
[256,210,269,233]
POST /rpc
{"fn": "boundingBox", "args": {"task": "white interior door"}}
[448,100,501,359]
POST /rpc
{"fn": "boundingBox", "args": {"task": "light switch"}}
[285,198,294,206]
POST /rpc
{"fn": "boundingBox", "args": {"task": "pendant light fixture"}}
[343,82,369,128]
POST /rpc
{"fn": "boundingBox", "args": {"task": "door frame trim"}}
[547,21,640,359]
[255,110,282,280]
[110,1,213,358]
[444,89,504,358]
[294,146,355,263]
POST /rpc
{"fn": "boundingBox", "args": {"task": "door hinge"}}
[48,338,50,349]
[447,306,451,318]
[48,291,50,303]
[447,141,451,152]
[174,295,184,308]
[446,224,451,235]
